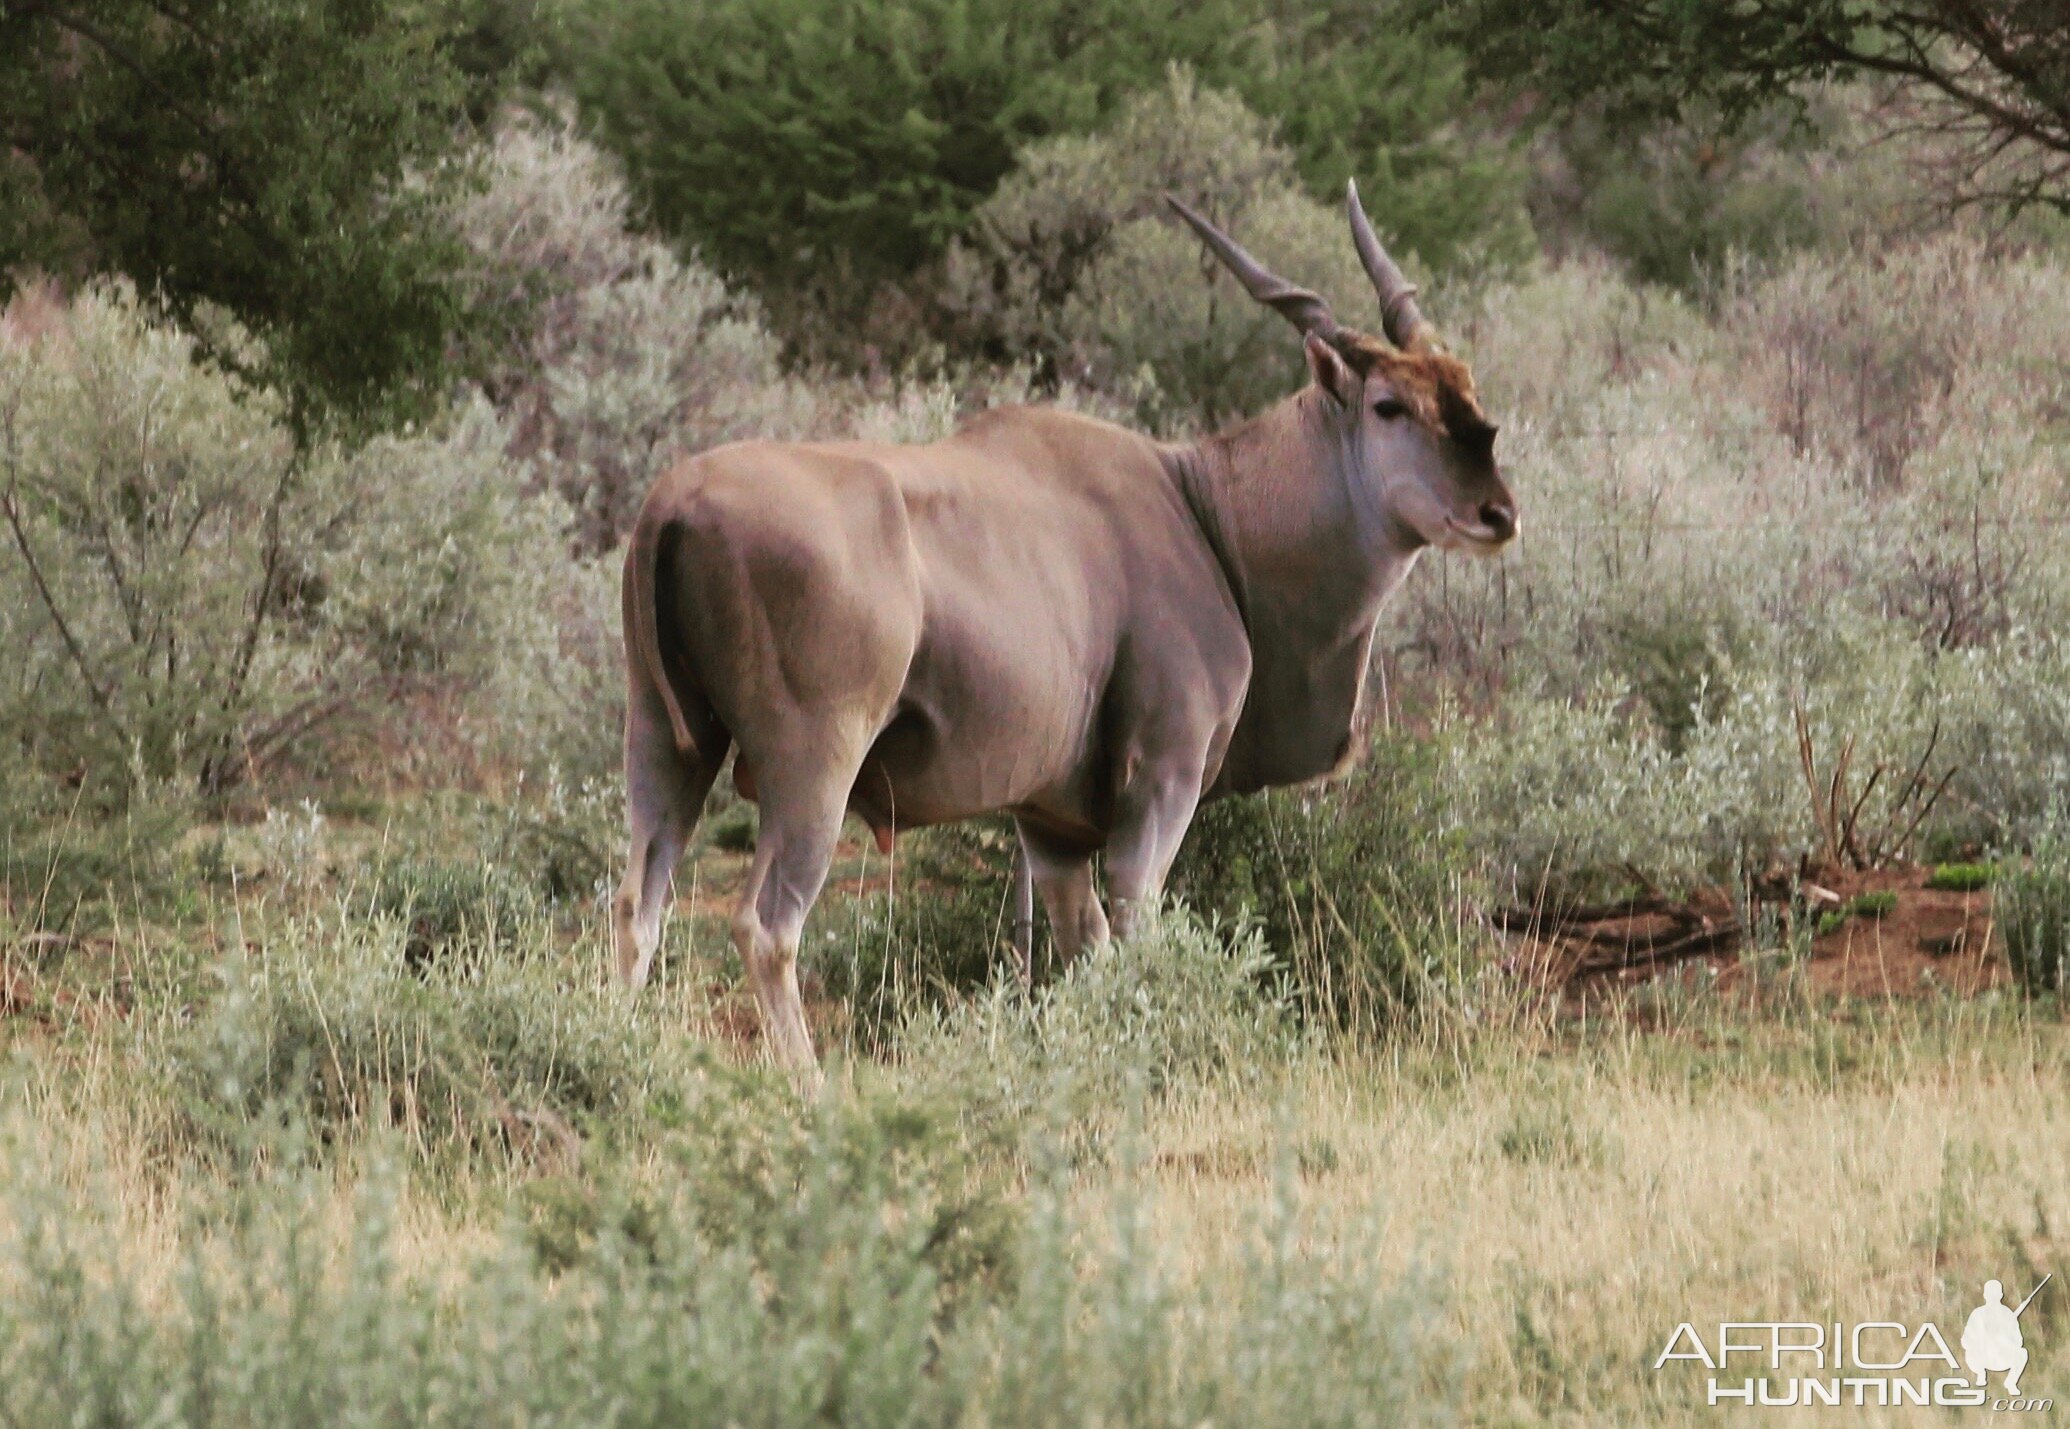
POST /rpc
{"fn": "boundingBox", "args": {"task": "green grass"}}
[1926,861,1996,892]
[1816,888,1900,936]
[2001,838,2070,993]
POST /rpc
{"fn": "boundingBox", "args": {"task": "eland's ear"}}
[1304,332,1355,405]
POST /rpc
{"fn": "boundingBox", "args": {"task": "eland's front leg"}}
[1018,823,1108,969]
[1101,759,1208,941]
[1009,837,1036,986]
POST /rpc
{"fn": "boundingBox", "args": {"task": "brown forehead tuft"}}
[1335,331,1494,450]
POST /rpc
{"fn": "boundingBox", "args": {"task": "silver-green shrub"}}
[2000,832,2070,994]
[166,906,672,1163]
[0,1105,1438,1428]
[451,109,818,551]
[1726,237,2070,489]
[0,291,560,809]
[944,67,1377,427]
[900,908,1295,1139]
[1387,240,2070,894]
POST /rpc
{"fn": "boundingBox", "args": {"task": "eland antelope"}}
[612,183,1518,1077]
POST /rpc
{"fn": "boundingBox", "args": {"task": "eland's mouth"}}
[1445,510,1519,553]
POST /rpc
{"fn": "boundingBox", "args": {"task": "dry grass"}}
[8,972,2062,1423]
[1121,1009,2068,1422]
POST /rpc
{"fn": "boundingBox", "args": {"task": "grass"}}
[1927,862,1997,893]
[3,856,2065,1424]
[1146,1008,2069,1421]
[1815,888,1902,937]
[2002,838,2070,994]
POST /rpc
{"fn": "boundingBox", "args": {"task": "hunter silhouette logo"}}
[1964,1276,2049,1398]
[1654,1274,2054,1410]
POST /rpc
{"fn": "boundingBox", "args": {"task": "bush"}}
[1927,863,1995,893]
[704,799,759,854]
[363,855,542,967]
[0,799,189,935]
[475,765,624,902]
[1848,890,1898,919]
[944,69,1376,425]
[1727,236,2070,489]
[1172,733,1481,1033]
[651,1068,1020,1314]
[1382,243,2070,895]
[900,908,1296,1140]
[0,289,566,807]
[566,0,1525,355]
[166,910,669,1164]
[815,819,1022,1045]
[1528,93,1906,291]
[0,1098,1439,1428]
[450,110,815,552]
[2000,836,2070,994]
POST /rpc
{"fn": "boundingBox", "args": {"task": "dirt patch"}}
[1503,863,2006,1009]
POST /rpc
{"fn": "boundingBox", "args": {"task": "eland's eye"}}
[1373,397,1409,421]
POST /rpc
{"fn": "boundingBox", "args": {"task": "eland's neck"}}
[1165,387,1423,794]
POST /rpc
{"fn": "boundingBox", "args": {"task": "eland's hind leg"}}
[613,680,727,988]
[732,759,858,1084]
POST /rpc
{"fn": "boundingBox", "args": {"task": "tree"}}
[0,0,488,431]
[565,0,1528,351]
[1421,0,2070,214]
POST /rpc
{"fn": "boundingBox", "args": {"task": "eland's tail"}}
[624,508,696,755]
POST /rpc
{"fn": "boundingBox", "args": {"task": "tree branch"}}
[2,464,111,717]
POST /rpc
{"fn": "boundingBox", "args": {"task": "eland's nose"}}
[1478,499,1518,541]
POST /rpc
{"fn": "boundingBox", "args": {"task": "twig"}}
[2,476,112,716]
[1490,894,1682,931]
[1579,921,1742,973]
[1793,701,1836,867]
[1890,764,1961,863]
[1840,762,1885,869]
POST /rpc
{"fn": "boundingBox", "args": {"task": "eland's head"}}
[1167,183,1518,556]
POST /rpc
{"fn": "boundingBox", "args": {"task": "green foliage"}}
[566,0,1526,348]
[480,770,623,903]
[1224,0,1530,274]
[657,1070,1021,1312]
[1848,890,1898,919]
[166,911,670,1163]
[704,800,760,854]
[901,908,1296,1136]
[0,0,489,430]
[1422,0,2070,219]
[1927,863,1995,893]
[818,819,1020,1044]
[945,68,1370,424]
[1604,603,1740,752]
[1728,238,2047,489]
[2000,836,2070,995]
[0,290,565,807]
[448,111,813,551]
[1814,889,1897,938]
[1529,98,1903,291]
[1172,733,1479,1034]
[1411,239,2070,896]
[363,855,541,967]
[0,1102,1438,1427]
[0,799,189,935]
